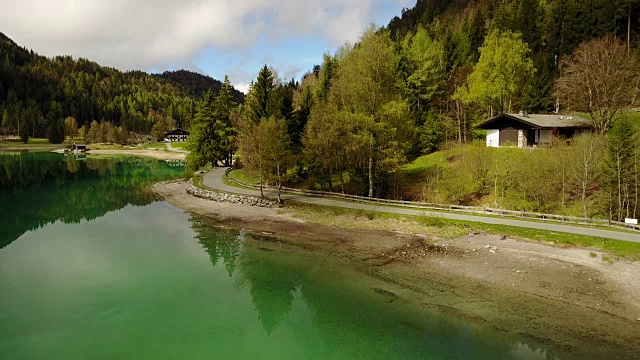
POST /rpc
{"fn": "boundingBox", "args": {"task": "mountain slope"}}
[159,70,244,104]
[0,33,241,138]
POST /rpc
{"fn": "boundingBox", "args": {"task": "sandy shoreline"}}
[153,180,640,358]
[51,148,186,160]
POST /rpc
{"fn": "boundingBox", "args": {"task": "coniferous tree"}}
[214,76,238,165]
[251,65,275,121]
[186,90,217,171]
[47,101,64,144]
[19,117,30,143]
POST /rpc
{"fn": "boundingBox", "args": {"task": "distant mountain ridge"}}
[159,70,244,103]
[0,32,242,137]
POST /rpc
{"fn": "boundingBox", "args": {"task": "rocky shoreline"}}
[186,179,280,208]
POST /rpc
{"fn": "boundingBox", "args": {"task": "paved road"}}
[203,167,640,243]
[165,142,189,154]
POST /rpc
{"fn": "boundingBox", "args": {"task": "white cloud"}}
[0,0,388,71]
[234,83,251,94]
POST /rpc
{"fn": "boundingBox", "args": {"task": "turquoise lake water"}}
[0,153,573,359]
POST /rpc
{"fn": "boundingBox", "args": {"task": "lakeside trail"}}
[153,180,640,359]
[51,148,186,160]
[165,142,189,154]
[204,167,640,243]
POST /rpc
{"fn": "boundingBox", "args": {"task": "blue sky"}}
[1,0,413,93]
[190,2,411,92]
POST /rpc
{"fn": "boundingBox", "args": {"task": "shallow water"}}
[0,153,565,359]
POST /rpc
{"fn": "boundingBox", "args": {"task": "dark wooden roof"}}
[165,128,190,136]
[476,114,593,130]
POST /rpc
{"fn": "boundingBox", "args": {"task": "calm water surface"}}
[0,153,561,359]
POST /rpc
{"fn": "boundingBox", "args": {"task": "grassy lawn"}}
[87,143,129,150]
[283,202,640,260]
[228,169,261,185]
[86,142,169,151]
[0,138,64,151]
[170,142,188,150]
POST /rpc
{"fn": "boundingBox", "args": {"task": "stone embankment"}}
[186,179,279,208]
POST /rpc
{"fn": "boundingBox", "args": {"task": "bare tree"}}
[557,35,640,134]
[569,134,606,218]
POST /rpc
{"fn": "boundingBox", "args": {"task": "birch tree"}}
[605,119,637,221]
[239,117,292,201]
[328,26,409,197]
[454,30,535,116]
[569,134,605,218]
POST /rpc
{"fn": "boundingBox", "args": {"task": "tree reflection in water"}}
[192,219,563,359]
[0,152,184,249]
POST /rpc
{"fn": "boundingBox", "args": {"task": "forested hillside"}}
[0,33,242,143]
[386,0,640,116]
[186,0,640,221]
[159,70,244,104]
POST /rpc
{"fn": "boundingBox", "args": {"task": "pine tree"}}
[186,90,217,171]
[19,117,30,144]
[317,54,336,103]
[47,101,64,144]
[251,65,275,121]
[213,76,238,165]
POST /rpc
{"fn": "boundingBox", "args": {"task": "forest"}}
[187,0,640,221]
[0,32,243,144]
[1,0,640,221]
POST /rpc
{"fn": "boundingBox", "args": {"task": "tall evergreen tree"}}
[251,65,275,121]
[47,101,64,144]
[213,76,238,165]
[186,90,217,171]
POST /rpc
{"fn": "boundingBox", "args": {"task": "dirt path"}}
[153,180,640,359]
[165,142,189,154]
[203,167,640,243]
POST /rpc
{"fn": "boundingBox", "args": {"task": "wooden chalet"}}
[164,129,190,143]
[476,113,593,148]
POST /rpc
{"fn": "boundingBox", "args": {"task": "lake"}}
[0,153,568,359]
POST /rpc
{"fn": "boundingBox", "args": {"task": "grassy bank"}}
[0,138,64,151]
[170,142,188,150]
[88,142,167,151]
[283,202,640,260]
[227,169,261,185]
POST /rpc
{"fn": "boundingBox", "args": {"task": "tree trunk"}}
[276,163,282,204]
[629,4,632,56]
[582,179,588,219]
[368,133,374,198]
[260,176,264,198]
[618,158,623,221]
[561,165,566,209]
[634,148,638,219]
[494,174,498,208]
[340,166,345,194]
[328,169,333,193]
[456,100,462,144]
